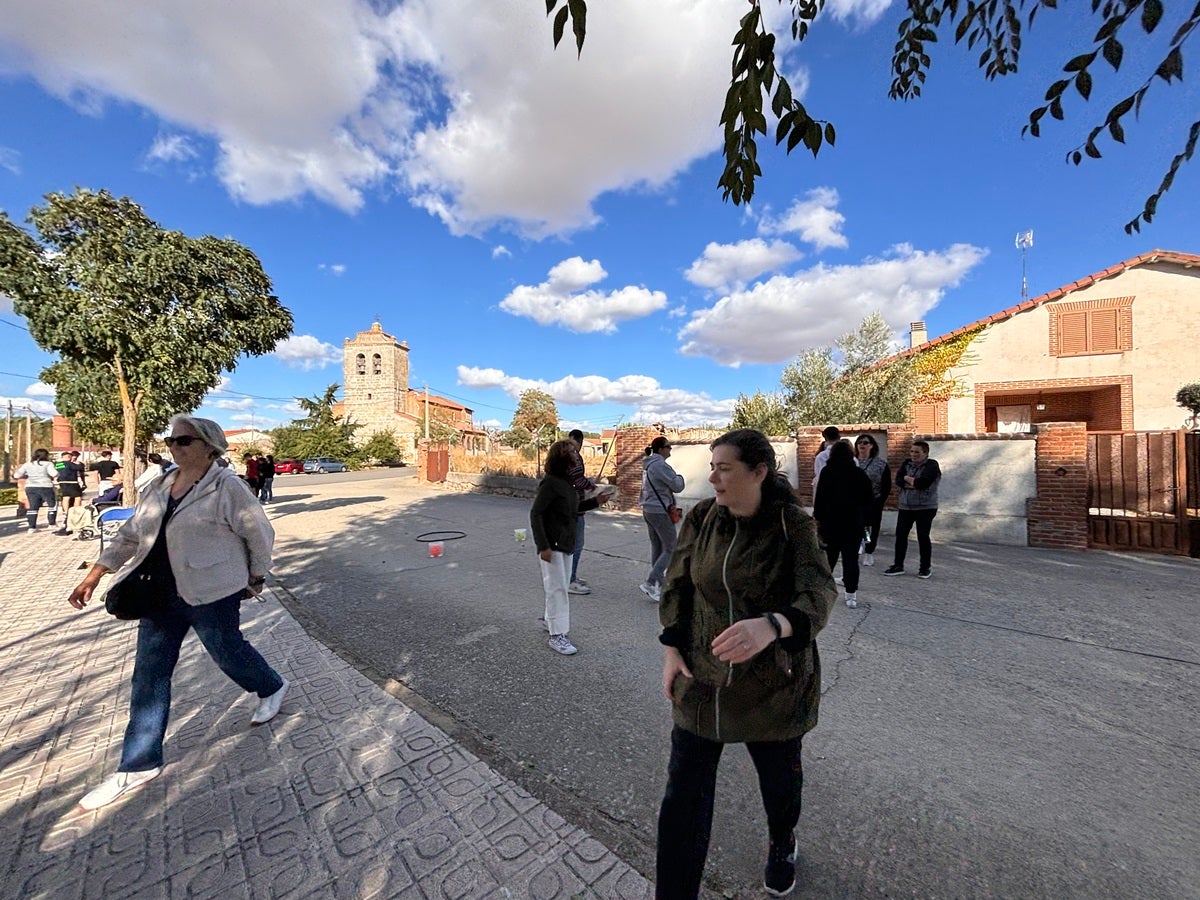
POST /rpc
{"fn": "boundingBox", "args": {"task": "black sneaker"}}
[764,835,797,896]
[882,565,905,576]
[917,568,932,579]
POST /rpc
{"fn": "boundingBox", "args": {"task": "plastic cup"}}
[429,541,444,558]
[514,528,527,541]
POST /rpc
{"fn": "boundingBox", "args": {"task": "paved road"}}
[267,470,1200,898]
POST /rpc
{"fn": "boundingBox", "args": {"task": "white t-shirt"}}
[16,460,59,489]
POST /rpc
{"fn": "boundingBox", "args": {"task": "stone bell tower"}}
[342,322,410,437]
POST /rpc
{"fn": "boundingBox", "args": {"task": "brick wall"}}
[1026,421,1090,550]
[613,426,664,511]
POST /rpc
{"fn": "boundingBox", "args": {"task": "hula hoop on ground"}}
[414,530,467,543]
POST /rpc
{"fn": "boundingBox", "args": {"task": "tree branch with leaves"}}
[545,0,1199,230]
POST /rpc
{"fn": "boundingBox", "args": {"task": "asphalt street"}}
[266,468,1200,898]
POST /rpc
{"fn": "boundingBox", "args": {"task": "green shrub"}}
[1176,383,1200,415]
[0,488,18,506]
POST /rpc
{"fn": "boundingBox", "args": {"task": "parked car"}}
[304,457,348,474]
[274,458,305,474]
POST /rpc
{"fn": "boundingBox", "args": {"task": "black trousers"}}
[864,500,885,554]
[893,507,937,570]
[824,532,861,593]
[656,725,803,899]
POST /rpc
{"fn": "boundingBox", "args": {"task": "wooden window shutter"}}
[1060,312,1088,354]
[1089,308,1119,352]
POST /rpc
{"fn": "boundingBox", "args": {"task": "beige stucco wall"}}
[944,263,1200,431]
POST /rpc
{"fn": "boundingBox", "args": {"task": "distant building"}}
[224,428,275,454]
[335,322,486,452]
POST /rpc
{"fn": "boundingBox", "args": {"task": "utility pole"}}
[24,404,33,465]
[3,401,11,482]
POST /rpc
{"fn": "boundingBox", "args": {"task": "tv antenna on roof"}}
[1015,230,1034,300]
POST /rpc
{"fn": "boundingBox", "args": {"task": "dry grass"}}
[449,448,614,479]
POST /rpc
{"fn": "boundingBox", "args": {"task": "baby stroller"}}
[72,485,127,543]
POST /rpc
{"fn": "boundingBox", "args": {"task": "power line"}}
[0,318,30,332]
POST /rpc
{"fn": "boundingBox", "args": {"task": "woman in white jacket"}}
[66,415,289,811]
[14,448,60,532]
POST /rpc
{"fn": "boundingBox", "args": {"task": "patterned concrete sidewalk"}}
[0,520,651,899]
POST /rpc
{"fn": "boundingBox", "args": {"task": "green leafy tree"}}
[270,384,361,463]
[546,0,1196,231]
[1177,382,1200,424]
[505,389,558,450]
[780,314,917,425]
[731,389,793,434]
[0,188,293,501]
[415,408,462,445]
[360,430,406,464]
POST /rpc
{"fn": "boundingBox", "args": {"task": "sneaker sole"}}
[763,838,798,896]
[918,572,932,579]
[882,570,905,576]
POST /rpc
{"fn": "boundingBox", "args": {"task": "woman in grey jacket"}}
[66,415,288,811]
[639,436,685,603]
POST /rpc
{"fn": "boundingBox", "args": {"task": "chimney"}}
[909,321,927,348]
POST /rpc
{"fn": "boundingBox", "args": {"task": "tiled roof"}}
[878,249,1200,365]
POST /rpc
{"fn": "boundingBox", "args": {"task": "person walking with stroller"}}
[66,414,289,810]
[15,448,60,533]
[639,436,685,603]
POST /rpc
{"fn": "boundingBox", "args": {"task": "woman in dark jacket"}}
[530,440,604,656]
[814,440,874,608]
[853,434,892,568]
[656,429,838,898]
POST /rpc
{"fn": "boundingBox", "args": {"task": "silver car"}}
[303,457,348,474]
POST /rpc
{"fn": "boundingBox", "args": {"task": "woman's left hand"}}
[712,616,775,664]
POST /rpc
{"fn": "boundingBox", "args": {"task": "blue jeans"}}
[119,590,283,772]
[259,477,274,503]
[570,515,585,582]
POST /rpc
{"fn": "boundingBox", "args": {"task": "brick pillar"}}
[52,415,74,451]
[613,426,661,512]
[884,427,916,511]
[416,438,430,484]
[1027,421,1089,550]
[794,428,825,507]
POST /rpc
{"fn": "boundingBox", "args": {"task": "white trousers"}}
[539,550,571,636]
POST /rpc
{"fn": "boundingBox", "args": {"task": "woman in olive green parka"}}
[655,429,837,899]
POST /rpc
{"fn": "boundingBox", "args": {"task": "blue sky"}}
[2,0,1198,436]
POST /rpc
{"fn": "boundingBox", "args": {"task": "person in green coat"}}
[656,429,838,898]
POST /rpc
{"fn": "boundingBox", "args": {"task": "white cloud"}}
[499,257,667,333]
[667,305,688,319]
[0,0,764,233]
[208,397,256,411]
[685,239,802,292]
[319,263,347,276]
[758,187,848,251]
[26,381,56,397]
[457,366,735,426]
[827,0,894,25]
[678,243,988,366]
[145,132,197,164]
[273,334,342,370]
[1,396,56,417]
[492,245,511,259]
[0,146,21,174]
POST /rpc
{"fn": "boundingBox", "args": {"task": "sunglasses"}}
[164,435,201,447]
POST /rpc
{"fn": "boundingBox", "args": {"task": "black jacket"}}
[813,461,874,542]
[530,473,599,553]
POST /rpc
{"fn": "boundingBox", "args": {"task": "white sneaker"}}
[568,580,592,595]
[638,582,661,603]
[862,553,874,567]
[79,768,161,810]
[251,678,290,725]
[845,592,858,609]
[834,576,844,586]
[548,634,578,655]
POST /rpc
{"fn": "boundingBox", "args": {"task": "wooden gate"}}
[1086,430,1192,555]
[427,444,449,483]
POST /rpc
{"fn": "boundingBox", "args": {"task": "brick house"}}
[334,322,486,453]
[884,250,1200,433]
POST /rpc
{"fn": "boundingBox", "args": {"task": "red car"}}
[274,458,305,474]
